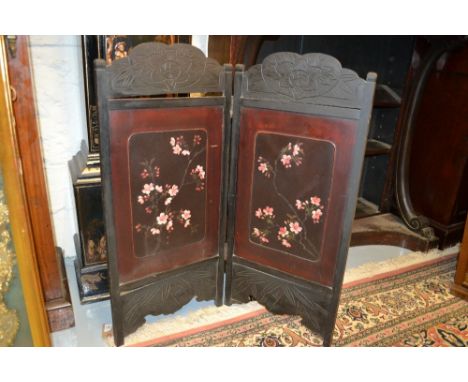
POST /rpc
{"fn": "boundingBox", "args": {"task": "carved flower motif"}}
[260,52,351,100]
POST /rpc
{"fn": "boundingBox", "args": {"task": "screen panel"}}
[234,107,359,286]
[109,106,223,284]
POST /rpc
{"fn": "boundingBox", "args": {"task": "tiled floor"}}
[52,245,411,346]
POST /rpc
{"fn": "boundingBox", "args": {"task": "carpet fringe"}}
[343,245,459,284]
[104,245,460,346]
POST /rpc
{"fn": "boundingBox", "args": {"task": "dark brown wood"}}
[121,258,218,338]
[231,258,332,337]
[109,106,223,283]
[408,38,468,248]
[351,213,438,251]
[373,84,401,108]
[393,37,466,243]
[6,36,74,331]
[365,139,392,156]
[355,198,380,219]
[233,107,359,285]
[451,215,468,300]
[96,43,231,346]
[226,52,376,346]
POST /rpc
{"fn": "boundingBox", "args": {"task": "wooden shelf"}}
[373,84,402,108]
[351,213,439,251]
[365,139,392,156]
[355,197,380,219]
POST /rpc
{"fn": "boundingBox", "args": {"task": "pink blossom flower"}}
[312,209,323,223]
[193,135,202,145]
[262,206,274,216]
[281,239,292,248]
[170,137,176,146]
[278,226,288,237]
[140,169,149,179]
[172,145,182,155]
[196,165,205,179]
[255,208,263,218]
[289,221,302,234]
[293,144,301,156]
[154,166,160,177]
[142,183,155,195]
[166,220,174,232]
[260,236,269,243]
[182,150,190,156]
[157,213,169,225]
[168,185,179,197]
[310,196,321,206]
[252,228,261,237]
[155,185,163,193]
[184,220,191,228]
[164,197,172,205]
[137,195,145,205]
[135,224,142,232]
[258,162,268,174]
[150,228,160,235]
[281,154,292,168]
[181,210,191,220]
[145,207,153,214]
[295,199,304,210]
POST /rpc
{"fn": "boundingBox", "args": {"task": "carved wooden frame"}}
[96,42,232,346]
[226,52,376,346]
[394,37,467,240]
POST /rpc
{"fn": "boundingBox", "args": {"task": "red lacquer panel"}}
[235,107,358,286]
[109,106,223,284]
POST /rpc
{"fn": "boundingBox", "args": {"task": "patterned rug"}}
[132,255,467,347]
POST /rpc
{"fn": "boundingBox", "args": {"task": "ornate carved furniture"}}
[226,53,376,346]
[96,43,232,346]
[406,37,468,248]
[96,43,376,346]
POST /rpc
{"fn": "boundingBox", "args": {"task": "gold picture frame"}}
[0,36,51,346]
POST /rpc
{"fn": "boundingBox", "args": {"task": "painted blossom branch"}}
[134,133,206,255]
[253,141,324,259]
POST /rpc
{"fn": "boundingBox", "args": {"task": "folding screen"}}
[226,53,376,346]
[96,43,232,346]
[97,43,376,346]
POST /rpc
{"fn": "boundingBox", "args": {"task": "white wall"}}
[29,36,87,258]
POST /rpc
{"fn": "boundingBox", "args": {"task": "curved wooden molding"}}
[395,37,466,240]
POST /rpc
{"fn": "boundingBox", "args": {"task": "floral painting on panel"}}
[129,130,207,257]
[250,133,334,260]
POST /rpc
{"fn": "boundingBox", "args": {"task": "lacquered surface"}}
[249,132,334,261]
[235,107,358,286]
[109,106,223,284]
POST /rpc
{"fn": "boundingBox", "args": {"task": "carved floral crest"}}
[109,42,223,96]
[245,52,366,106]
